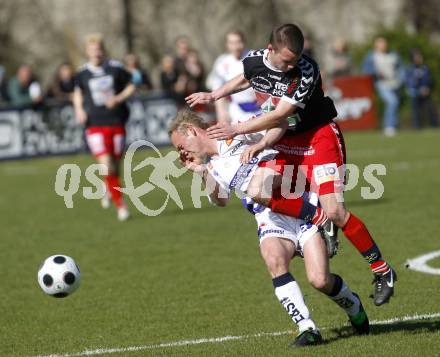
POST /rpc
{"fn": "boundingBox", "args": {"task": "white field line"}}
[406,250,440,275]
[31,311,440,357]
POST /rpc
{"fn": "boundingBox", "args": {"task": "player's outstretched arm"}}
[185,74,250,108]
[240,121,289,164]
[207,100,296,140]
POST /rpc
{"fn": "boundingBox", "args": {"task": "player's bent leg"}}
[93,154,111,209]
[320,193,396,306]
[247,167,328,226]
[111,156,129,221]
[302,233,369,335]
[260,237,322,347]
[95,154,114,207]
[302,232,333,293]
[260,236,293,278]
[95,154,129,221]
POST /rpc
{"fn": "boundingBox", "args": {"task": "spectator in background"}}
[0,65,8,104]
[160,55,187,106]
[362,37,404,136]
[46,63,75,101]
[405,49,438,129]
[328,39,352,77]
[184,49,205,94]
[7,64,43,107]
[174,35,191,76]
[124,53,153,91]
[206,29,259,123]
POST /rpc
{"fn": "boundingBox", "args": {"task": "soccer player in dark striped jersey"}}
[186,24,396,306]
[73,34,135,221]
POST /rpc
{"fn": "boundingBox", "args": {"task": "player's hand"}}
[183,157,206,173]
[105,96,120,109]
[240,141,266,164]
[185,161,206,173]
[76,109,88,125]
[185,92,214,107]
[178,151,205,172]
[207,121,238,140]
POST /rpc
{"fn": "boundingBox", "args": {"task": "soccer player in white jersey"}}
[206,30,260,124]
[168,111,369,347]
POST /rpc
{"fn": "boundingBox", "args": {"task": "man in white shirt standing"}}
[207,30,260,124]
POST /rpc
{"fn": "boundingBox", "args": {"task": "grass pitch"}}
[1,129,440,356]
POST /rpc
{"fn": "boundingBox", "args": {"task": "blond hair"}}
[168,110,209,137]
[85,33,105,49]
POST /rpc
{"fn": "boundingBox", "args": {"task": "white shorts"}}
[255,207,319,256]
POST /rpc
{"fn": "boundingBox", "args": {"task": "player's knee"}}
[308,271,330,291]
[264,253,288,278]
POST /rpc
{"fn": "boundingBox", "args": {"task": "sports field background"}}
[1,129,439,356]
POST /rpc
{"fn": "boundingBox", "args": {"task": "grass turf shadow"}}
[324,319,440,343]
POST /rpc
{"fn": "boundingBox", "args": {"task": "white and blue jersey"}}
[206,133,277,194]
[207,53,261,123]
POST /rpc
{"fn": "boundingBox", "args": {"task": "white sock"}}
[273,273,317,333]
[327,274,361,317]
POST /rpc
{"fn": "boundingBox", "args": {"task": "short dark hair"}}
[269,24,304,55]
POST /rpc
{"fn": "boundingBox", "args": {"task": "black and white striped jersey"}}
[242,49,337,132]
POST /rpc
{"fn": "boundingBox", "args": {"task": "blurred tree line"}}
[1,0,440,100]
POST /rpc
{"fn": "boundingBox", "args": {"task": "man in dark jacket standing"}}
[405,49,438,129]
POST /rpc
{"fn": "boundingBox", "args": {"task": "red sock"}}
[268,190,318,222]
[370,261,390,273]
[342,213,374,252]
[311,207,328,226]
[342,213,389,273]
[105,175,124,208]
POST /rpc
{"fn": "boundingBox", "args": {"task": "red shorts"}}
[85,126,126,159]
[259,121,346,195]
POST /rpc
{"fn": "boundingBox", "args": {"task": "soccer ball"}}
[37,255,80,298]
